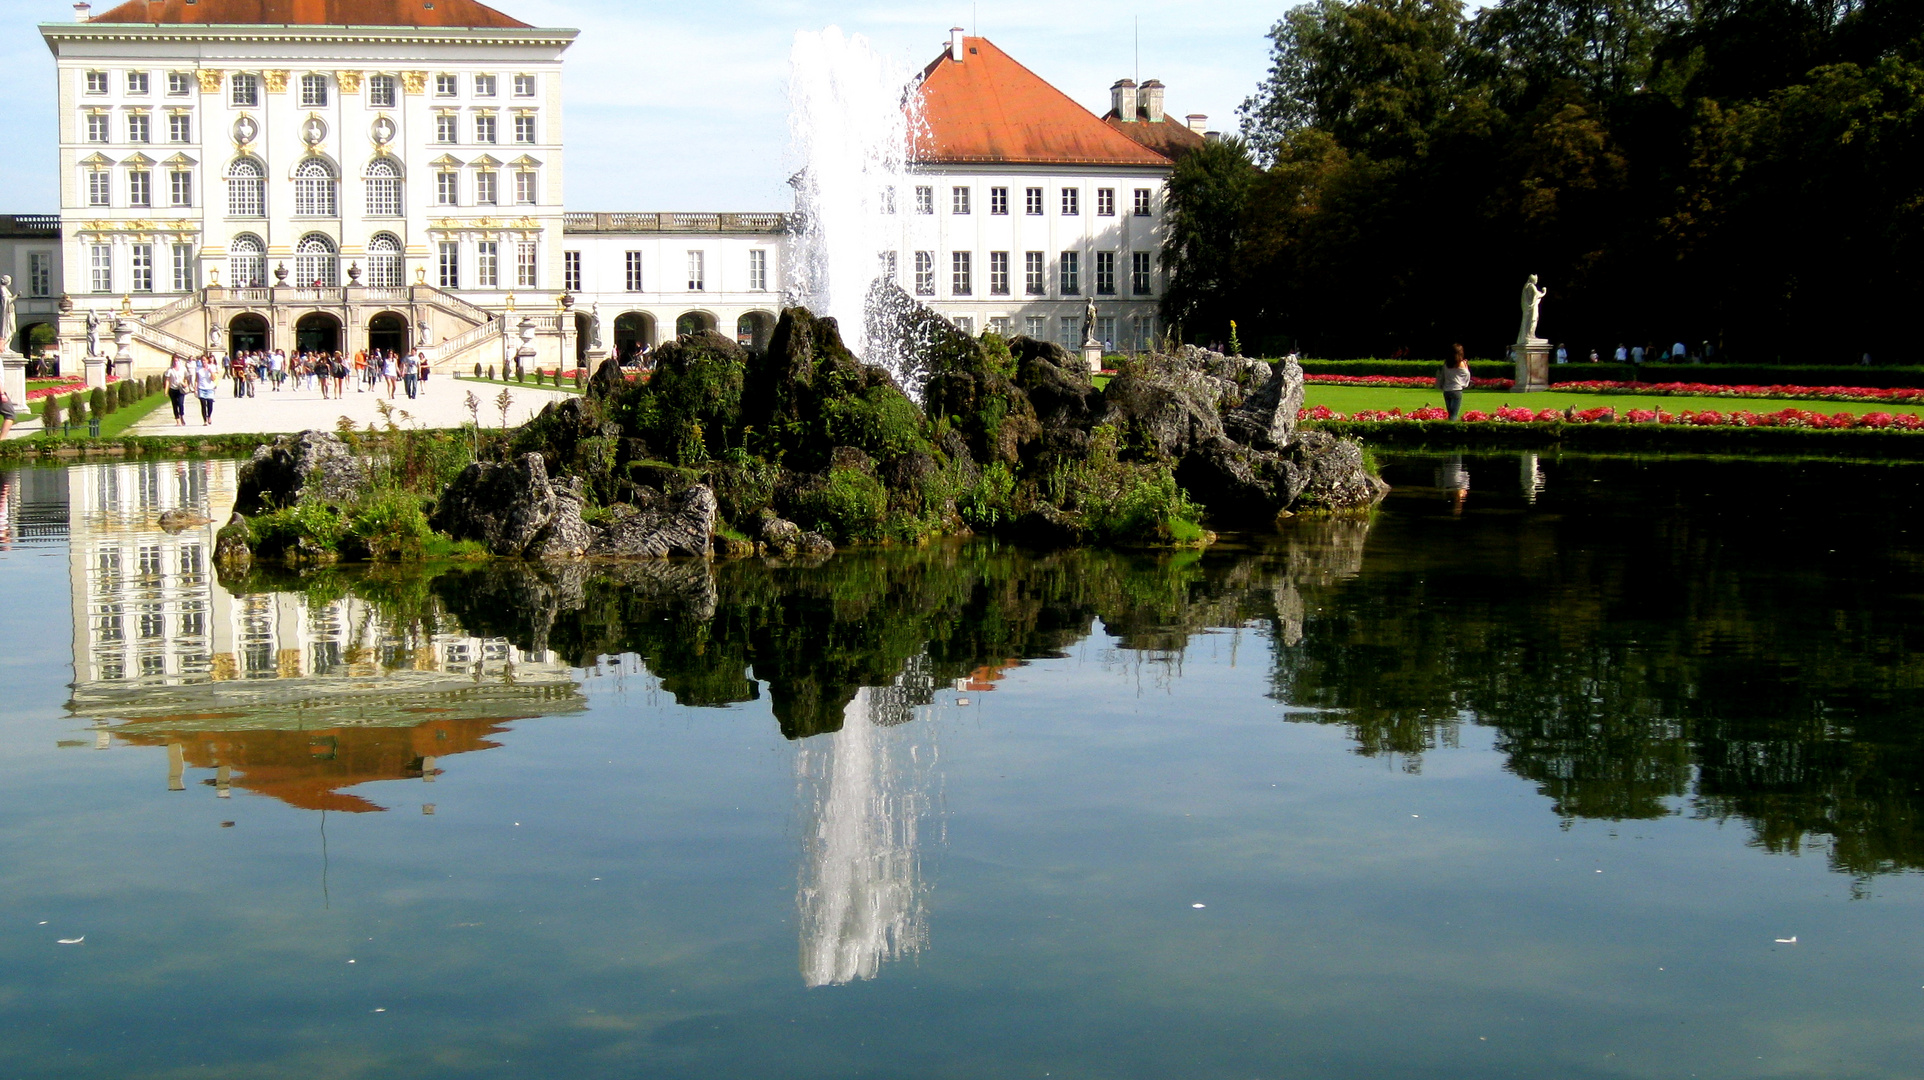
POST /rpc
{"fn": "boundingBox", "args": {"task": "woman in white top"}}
[1436,343,1472,421]
[164,356,189,425]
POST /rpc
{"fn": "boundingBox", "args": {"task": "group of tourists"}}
[162,355,226,426]
[1556,341,1709,365]
[215,348,432,400]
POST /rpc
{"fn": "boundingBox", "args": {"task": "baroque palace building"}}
[6,2,1207,378]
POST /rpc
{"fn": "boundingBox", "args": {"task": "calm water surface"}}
[0,452,1921,1079]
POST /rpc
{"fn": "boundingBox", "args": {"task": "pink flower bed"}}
[25,376,119,402]
[1297,404,1924,431]
[1302,372,1924,404]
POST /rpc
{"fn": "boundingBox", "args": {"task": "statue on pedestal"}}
[86,309,104,358]
[417,320,434,348]
[207,324,223,357]
[1083,296,1099,346]
[0,275,17,354]
[586,303,603,351]
[1518,274,1548,344]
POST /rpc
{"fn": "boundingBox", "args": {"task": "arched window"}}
[367,232,404,289]
[227,158,264,217]
[228,233,266,288]
[365,158,402,217]
[294,233,338,288]
[293,158,337,218]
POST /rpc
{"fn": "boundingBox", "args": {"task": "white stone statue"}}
[587,303,603,350]
[1518,274,1547,344]
[1083,296,1099,345]
[0,275,16,352]
[86,309,104,358]
[417,319,434,347]
[207,323,223,355]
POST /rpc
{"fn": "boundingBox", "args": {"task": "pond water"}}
[0,452,1921,1079]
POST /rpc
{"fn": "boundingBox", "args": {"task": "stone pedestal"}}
[1,352,26,413]
[84,356,107,390]
[1511,339,1552,392]
[113,317,135,379]
[1081,341,1104,374]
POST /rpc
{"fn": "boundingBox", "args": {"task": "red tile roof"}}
[1103,112,1207,162]
[912,37,1173,168]
[87,0,530,28]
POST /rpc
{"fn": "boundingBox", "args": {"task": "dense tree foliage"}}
[1163,0,1924,363]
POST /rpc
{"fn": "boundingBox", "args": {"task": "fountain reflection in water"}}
[785,27,917,373]
[795,655,941,987]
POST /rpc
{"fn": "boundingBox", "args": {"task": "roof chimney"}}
[72,1,91,20]
[1139,79,1165,124]
[1186,113,1208,134]
[950,27,966,62]
[1111,79,1138,123]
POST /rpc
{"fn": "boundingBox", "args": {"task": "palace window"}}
[365,158,401,216]
[513,74,537,97]
[170,169,192,207]
[475,113,497,144]
[1061,188,1079,215]
[1059,250,1080,294]
[438,241,460,289]
[1025,187,1043,215]
[1134,188,1153,216]
[85,71,108,95]
[127,113,150,143]
[880,186,896,214]
[953,316,973,335]
[563,250,582,292]
[1058,317,1082,349]
[300,74,328,107]
[515,170,536,204]
[514,115,536,143]
[952,251,972,296]
[369,75,396,107]
[127,72,149,95]
[435,73,457,97]
[989,251,1009,295]
[131,243,154,292]
[624,251,643,291]
[86,113,108,143]
[87,171,110,206]
[989,316,1011,336]
[915,186,933,214]
[475,170,497,206]
[516,242,538,289]
[172,243,195,292]
[952,186,970,215]
[29,253,51,297]
[227,159,264,216]
[169,113,191,142]
[1097,315,1117,349]
[686,250,705,291]
[749,249,768,291]
[90,244,112,293]
[1132,251,1153,295]
[476,241,499,288]
[128,169,152,208]
[914,251,934,296]
[990,186,1008,215]
[294,233,339,287]
[292,158,338,217]
[168,72,192,96]
[1097,188,1115,216]
[228,234,265,287]
[1024,251,1045,295]
[475,74,497,97]
[435,114,457,143]
[231,73,259,107]
[1095,250,1116,295]
[1025,315,1047,338]
[878,250,898,283]
[436,170,458,206]
[367,233,404,288]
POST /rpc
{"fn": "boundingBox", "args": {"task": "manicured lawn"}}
[1303,384,1924,419]
[20,390,171,440]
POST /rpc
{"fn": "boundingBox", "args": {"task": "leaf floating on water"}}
[1775,936,1798,944]
[1192,903,1206,909]
[57,937,84,945]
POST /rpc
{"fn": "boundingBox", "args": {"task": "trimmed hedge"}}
[1295,358,1924,389]
[1307,419,1924,459]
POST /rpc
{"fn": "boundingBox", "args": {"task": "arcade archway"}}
[614,312,655,363]
[736,311,775,351]
[295,312,342,354]
[676,311,715,338]
[229,313,270,355]
[367,312,409,355]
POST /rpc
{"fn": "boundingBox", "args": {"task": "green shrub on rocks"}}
[789,465,889,544]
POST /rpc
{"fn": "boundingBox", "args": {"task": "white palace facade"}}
[6,1,1209,378]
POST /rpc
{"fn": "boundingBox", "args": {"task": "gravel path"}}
[128,375,577,437]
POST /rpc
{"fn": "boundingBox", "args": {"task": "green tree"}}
[1160,137,1258,345]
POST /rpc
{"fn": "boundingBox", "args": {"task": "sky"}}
[0,0,1297,213]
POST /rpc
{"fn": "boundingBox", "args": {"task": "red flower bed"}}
[25,376,119,402]
[1302,372,1924,404]
[1299,405,1924,431]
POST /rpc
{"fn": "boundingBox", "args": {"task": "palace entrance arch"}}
[229,313,270,355]
[295,313,342,354]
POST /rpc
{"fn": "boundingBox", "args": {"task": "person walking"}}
[383,351,399,399]
[1555,344,1567,365]
[1614,343,1628,364]
[354,349,367,392]
[1437,344,1472,421]
[164,355,189,425]
[332,353,348,398]
[194,355,219,425]
[402,350,419,400]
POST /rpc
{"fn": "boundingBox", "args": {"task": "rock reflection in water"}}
[795,656,940,987]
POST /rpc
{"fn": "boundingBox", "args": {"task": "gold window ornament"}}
[195,69,223,94]
[336,71,363,94]
[263,71,289,94]
[401,71,429,95]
